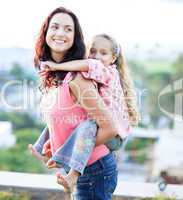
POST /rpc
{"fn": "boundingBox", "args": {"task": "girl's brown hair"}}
[94,34,139,126]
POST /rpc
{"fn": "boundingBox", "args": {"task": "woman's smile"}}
[53,39,66,44]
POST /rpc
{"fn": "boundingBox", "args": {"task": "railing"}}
[0,171,183,200]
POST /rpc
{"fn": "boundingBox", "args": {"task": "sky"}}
[0,0,183,49]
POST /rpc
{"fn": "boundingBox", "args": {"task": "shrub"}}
[0,192,30,200]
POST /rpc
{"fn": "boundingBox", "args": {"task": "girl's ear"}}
[112,55,117,64]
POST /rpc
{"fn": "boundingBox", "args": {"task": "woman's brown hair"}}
[34,7,86,92]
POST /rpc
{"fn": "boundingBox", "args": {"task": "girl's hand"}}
[38,61,59,78]
[41,61,58,71]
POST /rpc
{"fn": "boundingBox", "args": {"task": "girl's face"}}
[89,36,116,66]
[46,13,75,61]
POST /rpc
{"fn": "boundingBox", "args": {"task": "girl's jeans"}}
[33,126,49,154]
[74,153,118,200]
[34,120,96,174]
[33,119,123,174]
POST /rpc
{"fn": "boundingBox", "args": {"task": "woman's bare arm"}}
[69,73,118,146]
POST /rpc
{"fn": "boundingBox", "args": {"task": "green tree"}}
[9,62,24,80]
[144,71,172,127]
[0,128,45,173]
[172,53,183,80]
[0,112,42,130]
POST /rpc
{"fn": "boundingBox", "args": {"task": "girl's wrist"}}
[53,63,60,71]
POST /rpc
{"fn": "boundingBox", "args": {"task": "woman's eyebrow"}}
[50,22,59,26]
[64,24,74,28]
[50,23,73,27]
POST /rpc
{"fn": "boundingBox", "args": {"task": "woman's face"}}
[89,36,116,66]
[46,13,75,61]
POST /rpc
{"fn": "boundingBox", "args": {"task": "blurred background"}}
[0,0,183,196]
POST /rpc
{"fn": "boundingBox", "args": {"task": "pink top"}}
[40,72,109,165]
[82,59,131,138]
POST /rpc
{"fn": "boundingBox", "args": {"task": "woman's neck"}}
[51,51,65,63]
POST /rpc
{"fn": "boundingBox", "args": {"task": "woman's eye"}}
[65,27,73,32]
[50,25,58,30]
[101,52,107,55]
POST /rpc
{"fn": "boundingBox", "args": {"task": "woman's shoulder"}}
[69,72,94,90]
[68,72,98,106]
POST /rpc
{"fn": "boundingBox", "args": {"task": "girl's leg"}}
[29,126,49,160]
[53,120,97,190]
[52,119,97,174]
[33,126,49,154]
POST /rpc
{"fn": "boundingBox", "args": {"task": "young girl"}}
[29,34,138,191]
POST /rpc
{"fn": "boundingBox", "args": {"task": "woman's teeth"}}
[54,39,65,44]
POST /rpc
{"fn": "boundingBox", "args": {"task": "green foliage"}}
[129,57,179,128]
[127,60,146,87]
[172,53,183,80]
[0,112,42,130]
[140,195,176,200]
[0,192,30,200]
[0,128,45,173]
[0,111,46,173]
[7,62,37,83]
[9,63,25,80]
[134,152,147,164]
[125,138,154,164]
[15,128,41,149]
[145,60,172,74]
[125,138,154,151]
[145,71,173,127]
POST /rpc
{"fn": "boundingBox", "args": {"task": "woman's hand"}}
[42,139,52,163]
[46,159,58,169]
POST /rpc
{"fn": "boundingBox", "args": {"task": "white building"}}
[0,121,16,148]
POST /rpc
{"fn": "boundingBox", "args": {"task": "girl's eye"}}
[101,52,107,55]
[90,49,96,54]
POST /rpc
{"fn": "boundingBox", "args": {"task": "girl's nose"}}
[94,53,101,60]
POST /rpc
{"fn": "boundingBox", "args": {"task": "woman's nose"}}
[56,28,65,36]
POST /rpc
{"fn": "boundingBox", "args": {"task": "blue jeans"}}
[73,153,118,200]
[52,120,97,174]
[33,126,49,154]
[34,120,97,174]
[33,120,123,174]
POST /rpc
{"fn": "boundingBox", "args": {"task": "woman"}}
[34,7,118,200]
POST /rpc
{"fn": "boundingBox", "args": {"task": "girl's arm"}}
[69,73,118,146]
[81,59,111,86]
[41,60,89,72]
[40,59,111,86]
